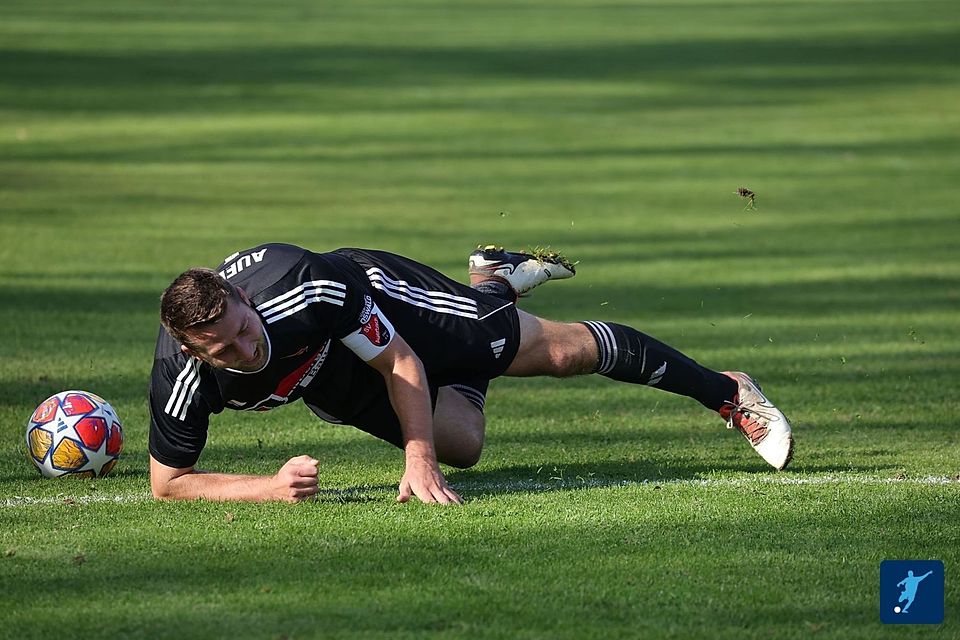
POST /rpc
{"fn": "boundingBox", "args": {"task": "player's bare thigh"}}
[431,312,598,466]
[433,386,485,469]
[504,309,598,377]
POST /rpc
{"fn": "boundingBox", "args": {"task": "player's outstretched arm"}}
[149,454,319,502]
[367,335,463,505]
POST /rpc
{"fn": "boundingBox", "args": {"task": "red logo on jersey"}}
[360,314,390,347]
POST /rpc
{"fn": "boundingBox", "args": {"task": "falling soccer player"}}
[149,243,794,503]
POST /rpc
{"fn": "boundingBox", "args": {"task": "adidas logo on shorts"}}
[490,338,506,359]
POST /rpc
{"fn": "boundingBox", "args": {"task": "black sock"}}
[581,321,738,411]
[472,280,516,303]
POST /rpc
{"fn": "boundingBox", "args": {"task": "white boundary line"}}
[3,475,957,507]
[3,492,153,507]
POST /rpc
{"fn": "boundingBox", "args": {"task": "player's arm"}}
[149,347,320,502]
[365,334,462,505]
[149,454,319,502]
[332,282,461,505]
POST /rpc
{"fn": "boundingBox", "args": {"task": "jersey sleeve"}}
[148,354,217,469]
[301,252,397,362]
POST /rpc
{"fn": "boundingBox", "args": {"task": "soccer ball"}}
[25,390,123,479]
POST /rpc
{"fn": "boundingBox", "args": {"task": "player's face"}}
[182,290,269,372]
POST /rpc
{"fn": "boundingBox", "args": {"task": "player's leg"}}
[505,311,735,407]
[400,246,566,467]
[504,310,794,470]
[433,386,486,469]
[306,375,488,470]
[444,246,575,465]
[903,594,915,612]
[503,312,599,377]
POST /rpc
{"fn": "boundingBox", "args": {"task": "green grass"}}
[1,0,959,637]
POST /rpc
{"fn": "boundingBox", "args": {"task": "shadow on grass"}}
[9,133,960,165]
[1,28,957,114]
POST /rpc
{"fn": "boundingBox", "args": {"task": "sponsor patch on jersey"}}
[360,313,390,347]
[341,302,395,361]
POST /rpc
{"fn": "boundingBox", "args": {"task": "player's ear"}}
[236,286,251,305]
[180,344,200,359]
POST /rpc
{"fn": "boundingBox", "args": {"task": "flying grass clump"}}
[735,187,758,211]
[523,246,578,274]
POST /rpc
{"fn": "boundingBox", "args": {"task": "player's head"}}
[161,268,268,371]
[907,570,914,577]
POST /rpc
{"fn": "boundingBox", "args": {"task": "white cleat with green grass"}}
[468,245,576,296]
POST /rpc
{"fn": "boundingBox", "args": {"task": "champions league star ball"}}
[25,390,123,479]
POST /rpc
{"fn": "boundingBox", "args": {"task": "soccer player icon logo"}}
[880,560,944,624]
[894,570,933,614]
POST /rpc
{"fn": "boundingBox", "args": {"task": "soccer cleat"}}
[468,245,576,296]
[720,371,794,470]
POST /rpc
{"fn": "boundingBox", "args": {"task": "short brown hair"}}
[160,268,241,347]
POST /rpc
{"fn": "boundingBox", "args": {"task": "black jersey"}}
[149,244,519,468]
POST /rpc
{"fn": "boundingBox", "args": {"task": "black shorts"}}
[304,248,520,448]
[305,380,489,448]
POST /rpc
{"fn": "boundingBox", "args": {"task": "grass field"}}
[2,0,959,637]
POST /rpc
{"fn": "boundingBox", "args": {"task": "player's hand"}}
[397,455,462,505]
[272,455,319,502]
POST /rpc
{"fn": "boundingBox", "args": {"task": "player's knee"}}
[446,445,483,469]
[548,348,574,377]
[547,342,593,377]
[454,425,485,469]
[440,412,485,469]
[539,322,596,377]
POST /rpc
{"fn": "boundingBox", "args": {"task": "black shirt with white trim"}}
[149,243,520,469]
[148,244,396,468]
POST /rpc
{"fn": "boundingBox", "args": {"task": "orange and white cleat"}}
[720,371,794,470]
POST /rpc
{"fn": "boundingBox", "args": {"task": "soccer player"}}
[150,244,794,504]
[897,570,933,613]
